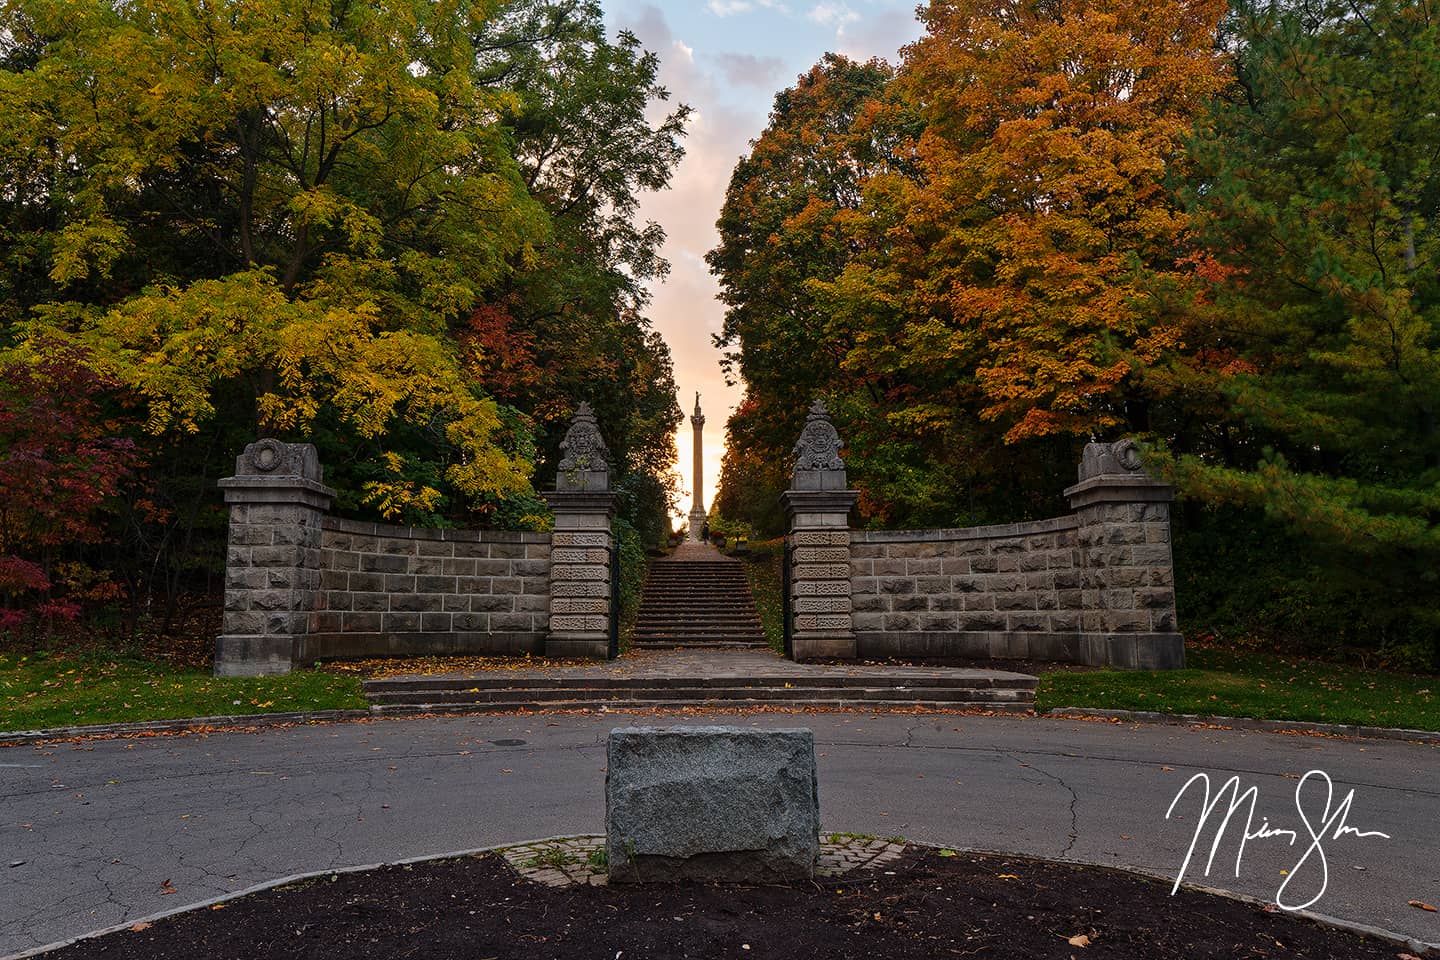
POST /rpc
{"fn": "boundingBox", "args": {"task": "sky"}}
[601,1,926,526]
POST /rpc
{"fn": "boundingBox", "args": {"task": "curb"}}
[0,709,371,746]
[6,837,1435,960]
[1041,706,1440,745]
[5,704,1438,748]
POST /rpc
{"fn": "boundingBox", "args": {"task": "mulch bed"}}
[50,849,1400,959]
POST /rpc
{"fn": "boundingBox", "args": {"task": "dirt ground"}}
[50,848,1401,959]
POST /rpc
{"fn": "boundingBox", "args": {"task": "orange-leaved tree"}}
[826,0,1229,446]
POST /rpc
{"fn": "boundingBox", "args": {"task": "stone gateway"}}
[213,400,1185,674]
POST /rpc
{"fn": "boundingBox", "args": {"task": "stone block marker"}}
[605,726,820,883]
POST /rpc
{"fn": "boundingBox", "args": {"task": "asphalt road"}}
[1,711,1437,956]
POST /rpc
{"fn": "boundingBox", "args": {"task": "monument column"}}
[688,393,707,541]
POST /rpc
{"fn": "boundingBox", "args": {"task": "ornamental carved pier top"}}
[556,401,611,493]
[791,400,848,492]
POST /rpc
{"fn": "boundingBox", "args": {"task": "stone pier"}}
[541,402,619,660]
[781,402,859,661]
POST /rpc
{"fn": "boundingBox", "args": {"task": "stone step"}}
[365,685,1031,705]
[368,697,1035,717]
[631,632,769,640]
[633,631,767,638]
[630,641,772,650]
[363,673,1037,693]
[634,617,764,625]
[632,552,769,657]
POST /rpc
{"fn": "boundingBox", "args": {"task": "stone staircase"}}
[362,668,1038,716]
[630,551,768,649]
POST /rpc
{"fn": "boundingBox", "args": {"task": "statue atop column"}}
[688,392,707,542]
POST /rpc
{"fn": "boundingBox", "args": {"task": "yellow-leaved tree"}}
[0,0,549,509]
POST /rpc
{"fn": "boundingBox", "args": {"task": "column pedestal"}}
[542,490,618,660]
[1063,441,1184,670]
[214,440,334,677]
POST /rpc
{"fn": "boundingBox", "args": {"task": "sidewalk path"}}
[2,712,1436,954]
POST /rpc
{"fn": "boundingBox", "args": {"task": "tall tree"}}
[708,54,895,532]
[0,0,548,514]
[466,0,686,543]
[1172,0,1440,660]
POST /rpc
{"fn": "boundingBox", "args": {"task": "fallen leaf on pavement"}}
[1408,900,1437,912]
[129,922,151,932]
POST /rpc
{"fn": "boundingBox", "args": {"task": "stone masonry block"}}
[794,596,851,614]
[552,548,610,564]
[551,598,608,615]
[793,547,848,564]
[791,563,851,580]
[792,531,850,546]
[794,580,850,596]
[552,565,608,581]
[552,581,608,598]
[551,614,607,632]
[606,727,818,883]
[551,532,610,547]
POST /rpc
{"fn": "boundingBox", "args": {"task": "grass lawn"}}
[0,651,367,732]
[1037,645,1440,731]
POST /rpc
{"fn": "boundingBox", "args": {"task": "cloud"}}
[711,52,788,90]
[835,5,925,62]
[806,2,860,33]
[612,5,768,517]
[707,0,790,14]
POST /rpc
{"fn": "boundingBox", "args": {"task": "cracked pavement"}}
[1,711,1437,955]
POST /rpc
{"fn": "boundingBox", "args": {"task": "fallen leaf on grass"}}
[1408,900,1437,912]
[1067,934,1091,947]
[997,874,1019,880]
[129,922,151,932]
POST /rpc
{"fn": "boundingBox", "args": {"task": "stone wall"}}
[781,418,1185,669]
[216,414,617,676]
[850,518,1086,661]
[298,518,552,663]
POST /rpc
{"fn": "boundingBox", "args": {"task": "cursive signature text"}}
[1165,769,1390,911]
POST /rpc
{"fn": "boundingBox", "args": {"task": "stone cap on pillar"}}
[542,489,618,523]
[217,439,335,508]
[790,400,849,492]
[1063,439,1173,508]
[556,402,611,492]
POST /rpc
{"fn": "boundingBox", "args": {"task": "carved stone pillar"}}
[1064,440,1184,669]
[215,440,334,677]
[780,401,859,661]
[542,403,618,660]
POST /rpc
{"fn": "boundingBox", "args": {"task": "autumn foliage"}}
[714,0,1440,665]
[0,343,136,627]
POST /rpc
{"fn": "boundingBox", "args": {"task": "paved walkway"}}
[2,712,1437,955]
